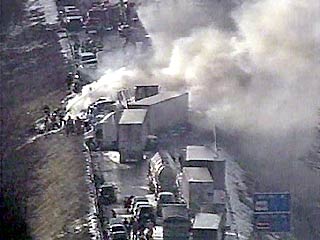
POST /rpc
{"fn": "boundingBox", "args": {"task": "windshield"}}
[111,225,125,232]
[81,55,96,61]
[139,207,152,215]
[134,197,148,203]
[101,186,114,195]
[135,202,149,208]
[159,194,175,203]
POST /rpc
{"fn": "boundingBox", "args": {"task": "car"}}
[64,15,83,31]
[65,9,81,16]
[98,184,117,204]
[132,202,150,215]
[130,196,148,205]
[79,52,97,68]
[56,28,68,39]
[135,205,156,224]
[131,16,139,22]
[63,5,77,12]
[110,231,128,240]
[62,6,80,16]
[83,18,103,34]
[156,192,175,216]
[87,8,106,20]
[224,231,238,240]
[129,196,149,213]
[109,217,123,226]
[108,223,128,240]
[110,223,126,233]
[105,25,113,31]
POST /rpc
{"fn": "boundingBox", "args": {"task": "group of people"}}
[65,116,83,136]
[41,105,84,136]
[66,71,82,94]
[42,106,65,132]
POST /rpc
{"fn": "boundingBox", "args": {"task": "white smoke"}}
[67,0,320,136]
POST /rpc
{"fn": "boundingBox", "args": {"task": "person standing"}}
[111,209,117,218]
[123,217,131,234]
[74,116,82,135]
[132,219,139,240]
[146,220,154,240]
[66,116,74,136]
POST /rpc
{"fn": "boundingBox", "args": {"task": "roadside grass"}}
[24,134,91,240]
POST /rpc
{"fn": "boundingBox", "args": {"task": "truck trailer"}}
[181,167,214,214]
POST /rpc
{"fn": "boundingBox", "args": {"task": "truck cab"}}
[156,192,175,216]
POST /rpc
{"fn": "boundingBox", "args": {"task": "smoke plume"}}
[69,0,319,136]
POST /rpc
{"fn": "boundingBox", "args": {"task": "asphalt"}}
[92,151,150,199]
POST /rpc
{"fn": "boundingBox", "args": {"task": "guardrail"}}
[83,141,104,240]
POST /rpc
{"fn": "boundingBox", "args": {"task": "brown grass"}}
[23,134,91,240]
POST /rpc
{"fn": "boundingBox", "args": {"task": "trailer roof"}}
[192,213,221,230]
[183,167,213,182]
[162,204,189,221]
[129,92,187,106]
[119,109,147,125]
[186,145,223,162]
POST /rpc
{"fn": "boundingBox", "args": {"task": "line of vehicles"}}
[53,0,149,91]
[98,187,179,239]
[57,3,102,69]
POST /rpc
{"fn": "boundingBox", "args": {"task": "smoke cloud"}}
[69,0,319,134]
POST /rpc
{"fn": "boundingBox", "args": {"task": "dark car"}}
[136,205,156,225]
[110,231,128,240]
[99,184,117,204]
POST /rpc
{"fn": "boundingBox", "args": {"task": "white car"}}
[79,52,97,68]
[108,223,128,240]
[131,201,150,215]
[129,196,149,213]
[110,223,126,233]
[224,231,239,240]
